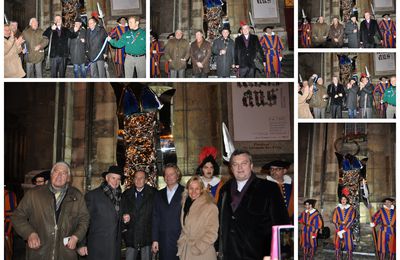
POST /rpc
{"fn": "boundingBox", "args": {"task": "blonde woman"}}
[177,176,218,260]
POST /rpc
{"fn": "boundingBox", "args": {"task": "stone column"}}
[172,83,224,176]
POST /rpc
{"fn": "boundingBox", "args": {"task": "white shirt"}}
[135,186,144,198]
[237,179,249,192]
[167,184,179,204]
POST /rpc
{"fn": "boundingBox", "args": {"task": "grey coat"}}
[70,28,86,65]
[344,21,360,48]
[212,36,234,77]
[358,82,374,108]
[345,84,359,109]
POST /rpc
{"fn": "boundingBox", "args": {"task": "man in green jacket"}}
[11,162,89,260]
[383,76,396,118]
[108,16,146,78]
[22,17,49,78]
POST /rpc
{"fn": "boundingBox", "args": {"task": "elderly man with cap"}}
[121,169,157,260]
[371,197,396,260]
[345,75,359,118]
[77,165,125,260]
[263,160,294,220]
[11,162,89,260]
[196,146,224,202]
[69,17,87,78]
[383,76,396,119]
[308,74,329,118]
[299,199,323,260]
[379,14,396,48]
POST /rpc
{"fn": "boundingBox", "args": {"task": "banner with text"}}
[232,83,291,141]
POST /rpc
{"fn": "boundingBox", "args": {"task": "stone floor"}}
[299,224,379,259]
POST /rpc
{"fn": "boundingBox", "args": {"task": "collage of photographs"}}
[1,0,397,260]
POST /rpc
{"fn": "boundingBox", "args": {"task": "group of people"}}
[150,23,285,78]
[299,11,395,48]
[299,196,396,260]
[9,148,291,260]
[298,74,396,119]
[4,15,146,78]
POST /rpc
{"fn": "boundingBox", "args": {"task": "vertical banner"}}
[232,83,291,141]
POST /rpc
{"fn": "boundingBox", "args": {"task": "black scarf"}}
[183,196,194,224]
[101,181,122,213]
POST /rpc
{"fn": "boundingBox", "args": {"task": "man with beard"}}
[234,23,263,78]
[22,17,49,77]
[77,166,125,260]
[263,160,293,220]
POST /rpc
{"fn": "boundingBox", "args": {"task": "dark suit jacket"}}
[234,34,263,68]
[43,26,77,58]
[121,184,157,248]
[85,25,108,61]
[152,184,184,260]
[360,19,382,46]
[84,187,122,260]
[217,175,290,260]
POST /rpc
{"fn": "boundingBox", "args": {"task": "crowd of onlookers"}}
[299,11,395,48]
[298,74,396,119]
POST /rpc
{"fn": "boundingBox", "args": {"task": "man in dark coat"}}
[152,164,184,260]
[234,23,263,78]
[217,149,290,260]
[77,165,125,260]
[69,17,86,78]
[360,11,383,48]
[344,14,360,48]
[122,170,157,260]
[43,15,78,77]
[86,17,108,78]
[358,75,374,118]
[345,76,360,118]
[212,27,235,78]
[327,76,346,118]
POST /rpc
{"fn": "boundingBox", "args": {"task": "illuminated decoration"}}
[204,0,224,40]
[124,112,158,188]
[337,54,357,88]
[340,0,354,23]
[334,134,370,244]
[61,0,82,28]
[112,84,176,189]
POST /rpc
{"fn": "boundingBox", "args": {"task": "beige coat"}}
[312,22,329,45]
[298,86,313,118]
[4,37,25,78]
[164,38,190,70]
[177,192,218,260]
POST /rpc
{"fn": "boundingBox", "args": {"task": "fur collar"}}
[266,175,292,185]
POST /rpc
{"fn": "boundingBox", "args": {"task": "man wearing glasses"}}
[263,160,293,220]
